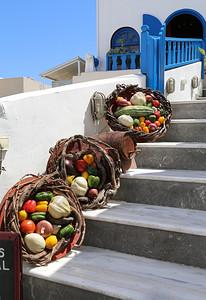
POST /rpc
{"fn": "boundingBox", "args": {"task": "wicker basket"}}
[46,134,121,210]
[105,84,172,143]
[0,173,86,265]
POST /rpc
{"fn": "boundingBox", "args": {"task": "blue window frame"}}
[111,27,140,53]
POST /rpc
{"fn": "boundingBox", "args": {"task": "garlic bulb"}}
[48,195,71,219]
[24,233,45,253]
[130,92,146,106]
[71,176,88,196]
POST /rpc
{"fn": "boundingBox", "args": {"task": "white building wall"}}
[164,62,202,101]
[0,74,146,201]
[97,0,206,71]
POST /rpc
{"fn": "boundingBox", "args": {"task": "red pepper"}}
[75,159,87,172]
[145,120,151,126]
[23,200,36,213]
[153,110,161,119]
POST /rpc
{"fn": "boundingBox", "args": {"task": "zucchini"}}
[114,105,153,118]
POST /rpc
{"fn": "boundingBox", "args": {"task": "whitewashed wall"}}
[164,62,202,101]
[0,74,146,201]
[97,0,206,71]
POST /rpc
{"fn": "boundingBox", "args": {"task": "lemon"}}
[45,235,58,249]
[18,210,28,222]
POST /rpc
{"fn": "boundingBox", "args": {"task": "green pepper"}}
[146,102,153,108]
[87,164,99,176]
[35,191,54,201]
[133,118,140,127]
[30,212,46,221]
[148,115,157,123]
[58,224,74,239]
[88,175,100,188]
[158,108,165,116]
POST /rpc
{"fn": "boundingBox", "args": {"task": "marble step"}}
[159,119,206,142]
[23,246,206,300]
[135,142,206,171]
[114,168,206,210]
[83,201,206,268]
[171,100,206,119]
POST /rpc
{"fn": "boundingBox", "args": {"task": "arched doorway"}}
[166,14,203,38]
[165,9,205,40]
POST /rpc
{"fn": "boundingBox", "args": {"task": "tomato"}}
[75,159,87,172]
[154,120,161,127]
[20,219,36,235]
[23,200,36,213]
[152,100,160,108]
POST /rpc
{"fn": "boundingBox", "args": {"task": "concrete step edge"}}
[137,142,206,148]
[23,246,206,300]
[170,119,206,123]
[171,99,206,104]
[121,168,206,183]
[83,201,206,237]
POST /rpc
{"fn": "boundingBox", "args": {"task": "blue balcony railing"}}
[165,37,203,70]
[140,24,205,93]
[106,52,140,71]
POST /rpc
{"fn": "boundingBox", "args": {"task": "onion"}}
[35,220,53,238]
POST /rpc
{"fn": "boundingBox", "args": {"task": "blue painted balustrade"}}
[106,52,140,71]
[140,23,205,93]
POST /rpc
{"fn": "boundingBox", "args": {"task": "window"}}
[111,27,140,53]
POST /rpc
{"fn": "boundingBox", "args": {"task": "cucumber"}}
[114,105,153,118]
[35,191,54,201]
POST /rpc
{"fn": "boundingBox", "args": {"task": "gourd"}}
[71,176,88,196]
[48,195,71,219]
[130,92,146,106]
[24,233,46,253]
[117,115,134,127]
[114,105,153,118]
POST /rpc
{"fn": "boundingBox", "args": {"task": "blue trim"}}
[111,27,140,49]
[165,9,206,53]
[143,14,162,36]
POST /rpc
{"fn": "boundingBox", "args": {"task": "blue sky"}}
[0,0,96,85]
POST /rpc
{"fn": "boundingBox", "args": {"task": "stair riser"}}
[114,178,206,210]
[84,220,206,269]
[135,147,206,170]
[23,275,116,300]
[159,122,206,142]
[171,103,206,119]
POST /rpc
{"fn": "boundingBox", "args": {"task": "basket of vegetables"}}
[46,134,121,210]
[0,173,85,265]
[105,84,172,143]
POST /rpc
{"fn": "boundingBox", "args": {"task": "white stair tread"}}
[171,119,206,123]
[83,201,206,236]
[172,99,206,104]
[121,168,206,183]
[137,142,206,148]
[23,246,206,300]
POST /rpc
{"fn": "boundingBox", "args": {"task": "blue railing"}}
[106,52,140,71]
[140,23,205,93]
[165,37,203,69]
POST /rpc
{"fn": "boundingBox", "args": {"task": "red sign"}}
[0,232,22,300]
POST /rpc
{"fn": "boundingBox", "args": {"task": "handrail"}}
[140,23,205,93]
[106,52,140,71]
